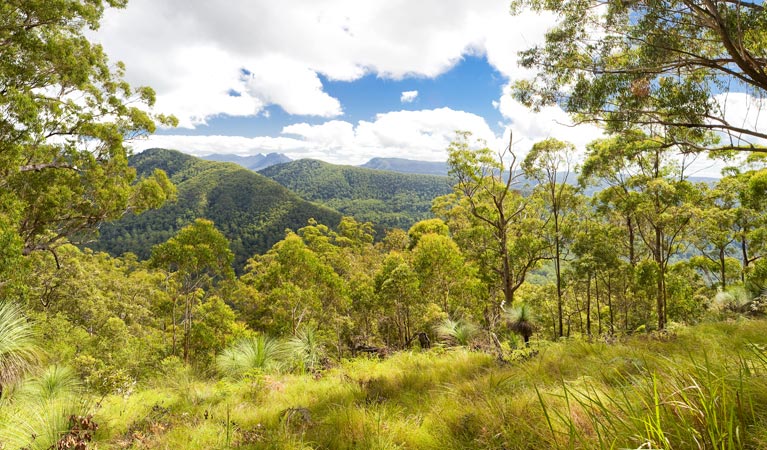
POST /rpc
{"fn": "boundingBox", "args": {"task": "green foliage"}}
[0,0,175,258]
[92,149,343,271]
[89,320,767,449]
[216,335,285,378]
[261,158,452,234]
[0,301,39,392]
[435,318,479,346]
[511,0,764,151]
[285,326,326,374]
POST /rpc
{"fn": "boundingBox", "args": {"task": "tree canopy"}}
[511,0,767,153]
[0,0,175,261]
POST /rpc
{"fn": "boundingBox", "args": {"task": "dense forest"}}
[2,1,767,449]
[260,159,453,234]
[91,149,343,269]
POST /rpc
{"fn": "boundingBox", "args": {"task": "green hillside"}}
[90,149,342,269]
[260,159,453,233]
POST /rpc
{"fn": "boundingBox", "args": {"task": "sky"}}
[91,0,745,177]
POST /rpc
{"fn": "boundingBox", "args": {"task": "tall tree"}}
[511,0,767,152]
[580,131,699,329]
[150,219,234,363]
[0,0,176,260]
[523,138,579,337]
[446,131,546,308]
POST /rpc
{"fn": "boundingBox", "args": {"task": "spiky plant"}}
[0,301,39,397]
[435,318,479,346]
[505,303,534,346]
[216,335,284,377]
[286,326,325,374]
[19,365,81,402]
[0,365,88,450]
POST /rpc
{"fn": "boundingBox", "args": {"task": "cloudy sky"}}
[92,0,732,176]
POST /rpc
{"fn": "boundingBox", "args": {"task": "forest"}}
[2,0,767,449]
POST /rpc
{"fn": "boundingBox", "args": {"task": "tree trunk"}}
[741,233,749,283]
[586,273,592,336]
[720,247,727,290]
[655,227,666,331]
[607,274,615,334]
[595,275,602,335]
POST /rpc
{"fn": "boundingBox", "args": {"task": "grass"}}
[83,319,767,449]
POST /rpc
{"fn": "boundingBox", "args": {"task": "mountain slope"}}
[90,149,342,270]
[360,157,449,176]
[259,159,453,233]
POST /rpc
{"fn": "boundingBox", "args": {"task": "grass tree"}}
[505,303,535,346]
[0,301,39,398]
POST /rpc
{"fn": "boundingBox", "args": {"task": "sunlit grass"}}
[91,319,767,449]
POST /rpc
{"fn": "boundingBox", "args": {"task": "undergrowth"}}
[87,319,767,449]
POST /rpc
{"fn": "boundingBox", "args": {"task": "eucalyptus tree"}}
[523,138,581,337]
[0,0,176,264]
[689,181,741,290]
[445,131,548,310]
[150,219,235,362]
[580,131,700,330]
[511,0,767,153]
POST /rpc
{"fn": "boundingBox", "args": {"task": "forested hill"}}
[359,157,449,176]
[90,149,342,270]
[260,159,453,233]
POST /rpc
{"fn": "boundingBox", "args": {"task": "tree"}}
[580,132,700,330]
[242,232,348,338]
[523,138,579,337]
[512,0,767,153]
[150,219,234,363]
[411,232,480,318]
[446,131,546,308]
[0,0,176,260]
[374,254,423,348]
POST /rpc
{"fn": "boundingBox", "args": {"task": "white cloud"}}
[93,0,555,126]
[400,90,419,103]
[496,86,604,153]
[712,92,767,148]
[133,107,502,164]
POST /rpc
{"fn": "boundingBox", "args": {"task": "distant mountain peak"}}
[200,152,292,171]
[360,157,448,176]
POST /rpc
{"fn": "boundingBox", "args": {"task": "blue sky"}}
[155,55,507,140]
[90,0,739,175]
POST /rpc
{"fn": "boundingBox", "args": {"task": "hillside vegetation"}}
[81,320,767,449]
[260,159,453,233]
[91,149,342,269]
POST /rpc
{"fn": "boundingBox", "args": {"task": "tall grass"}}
[91,320,767,450]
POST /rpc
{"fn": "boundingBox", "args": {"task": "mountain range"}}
[91,150,452,270]
[200,152,292,171]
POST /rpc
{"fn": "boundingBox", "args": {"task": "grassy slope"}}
[93,319,767,449]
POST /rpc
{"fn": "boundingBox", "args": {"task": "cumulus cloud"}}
[93,0,555,126]
[496,86,603,153]
[133,107,502,164]
[400,90,419,103]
